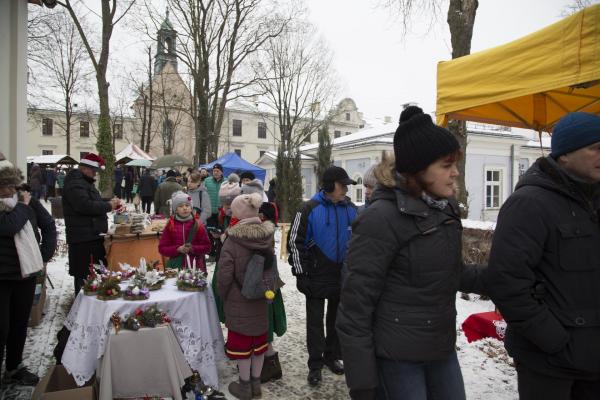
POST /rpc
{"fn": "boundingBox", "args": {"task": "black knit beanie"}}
[393,109,460,174]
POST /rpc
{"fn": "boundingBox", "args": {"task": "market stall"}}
[436,4,600,132]
[62,278,225,389]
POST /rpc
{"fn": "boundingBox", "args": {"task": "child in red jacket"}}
[159,191,211,272]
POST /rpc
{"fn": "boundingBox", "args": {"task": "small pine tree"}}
[316,125,332,189]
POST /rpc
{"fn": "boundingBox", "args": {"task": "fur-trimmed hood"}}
[226,219,275,251]
[0,164,23,188]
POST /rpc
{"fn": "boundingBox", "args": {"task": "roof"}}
[437,5,600,132]
[26,155,78,165]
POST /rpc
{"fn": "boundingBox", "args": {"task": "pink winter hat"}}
[231,193,263,220]
[219,174,241,206]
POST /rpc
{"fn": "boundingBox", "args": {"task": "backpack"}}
[240,253,280,300]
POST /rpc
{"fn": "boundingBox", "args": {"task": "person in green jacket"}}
[203,163,225,228]
[153,170,183,217]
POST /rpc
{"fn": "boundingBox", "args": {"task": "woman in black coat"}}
[0,154,56,386]
[336,108,486,400]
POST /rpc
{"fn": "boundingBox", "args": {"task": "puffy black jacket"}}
[62,169,111,244]
[0,199,56,280]
[336,177,485,391]
[485,157,600,380]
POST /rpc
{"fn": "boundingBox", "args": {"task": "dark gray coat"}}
[485,157,600,380]
[336,176,485,391]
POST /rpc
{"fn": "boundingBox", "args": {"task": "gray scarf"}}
[175,214,193,222]
[421,192,449,211]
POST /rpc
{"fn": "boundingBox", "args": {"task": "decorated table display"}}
[96,276,122,300]
[176,258,208,292]
[131,258,166,290]
[122,285,150,301]
[62,276,225,389]
[110,304,172,333]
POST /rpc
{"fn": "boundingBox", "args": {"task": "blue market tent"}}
[200,152,266,183]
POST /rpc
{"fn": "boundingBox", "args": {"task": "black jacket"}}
[138,173,157,197]
[0,199,56,280]
[336,178,485,391]
[485,157,600,380]
[62,169,111,244]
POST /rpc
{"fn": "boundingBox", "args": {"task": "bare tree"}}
[137,0,293,163]
[563,0,596,15]
[379,0,478,216]
[252,22,339,221]
[28,8,91,156]
[57,0,136,195]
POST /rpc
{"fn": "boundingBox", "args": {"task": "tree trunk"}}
[65,95,71,156]
[96,76,115,197]
[447,0,478,217]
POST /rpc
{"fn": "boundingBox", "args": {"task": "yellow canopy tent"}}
[436,4,600,133]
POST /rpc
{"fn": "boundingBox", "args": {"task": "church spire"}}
[154,9,177,75]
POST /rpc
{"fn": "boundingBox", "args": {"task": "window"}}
[345,131,351,136]
[485,169,502,209]
[232,119,242,136]
[42,150,53,156]
[234,149,242,157]
[304,134,311,143]
[79,151,89,160]
[259,150,266,158]
[113,123,123,139]
[345,112,351,121]
[334,130,341,139]
[257,122,266,139]
[354,176,363,203]
[42,118,53,136]
[80,121,90,137]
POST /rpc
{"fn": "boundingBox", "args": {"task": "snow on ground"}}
[2,205,517,400]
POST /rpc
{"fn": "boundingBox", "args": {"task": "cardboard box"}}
[28,284,46,327]
[32,365,97,400]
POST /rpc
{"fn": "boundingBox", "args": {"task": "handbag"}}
[166,221,198,269]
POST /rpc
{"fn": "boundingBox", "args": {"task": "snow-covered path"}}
[4,214,518,400]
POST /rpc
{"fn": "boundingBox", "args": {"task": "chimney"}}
[384,116,392,123]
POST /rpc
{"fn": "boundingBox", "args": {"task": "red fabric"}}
[158,216,211,272]
[461,311,506,343]
[225,330,268,360]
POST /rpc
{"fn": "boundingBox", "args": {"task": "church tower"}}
[154,9,178,75]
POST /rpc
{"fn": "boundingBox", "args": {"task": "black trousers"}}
[206,213,220,257]
[68,239,106,296]
[305,295,341,370]
[517,363,600,400]
[0,278,36,372]
[141,196,153,214]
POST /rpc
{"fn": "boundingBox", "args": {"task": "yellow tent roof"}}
[436,4,600,132]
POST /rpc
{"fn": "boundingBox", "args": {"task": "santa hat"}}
[0,152,23,187]
[80,153,106,170]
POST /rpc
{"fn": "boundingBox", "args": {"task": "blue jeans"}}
[376,352,466,400]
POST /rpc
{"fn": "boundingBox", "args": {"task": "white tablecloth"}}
[62,278,225,388]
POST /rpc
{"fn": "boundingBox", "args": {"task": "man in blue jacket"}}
[288,166,358,386]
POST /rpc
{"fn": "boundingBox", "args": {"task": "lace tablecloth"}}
[62,278,225,388]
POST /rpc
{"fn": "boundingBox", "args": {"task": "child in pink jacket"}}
[159,191,211,272]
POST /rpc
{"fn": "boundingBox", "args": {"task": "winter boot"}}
[228,378,252,400]
[251,377,262,398]
[3,365,39,386]
[260,352,282,383]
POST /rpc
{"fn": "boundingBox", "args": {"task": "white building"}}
[256,119,550,222]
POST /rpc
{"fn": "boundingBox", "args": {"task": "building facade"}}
[256,120,550,222]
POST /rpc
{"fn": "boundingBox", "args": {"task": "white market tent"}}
[115,143,155,164]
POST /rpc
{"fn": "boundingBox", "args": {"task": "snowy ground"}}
[2,205,518,400]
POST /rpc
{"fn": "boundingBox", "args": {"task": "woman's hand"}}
[177,243,191,254]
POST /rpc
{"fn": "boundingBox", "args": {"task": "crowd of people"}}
[0,110,599,400]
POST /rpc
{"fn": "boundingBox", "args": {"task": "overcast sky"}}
[75,0,596,123]
[303,0,591,121]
